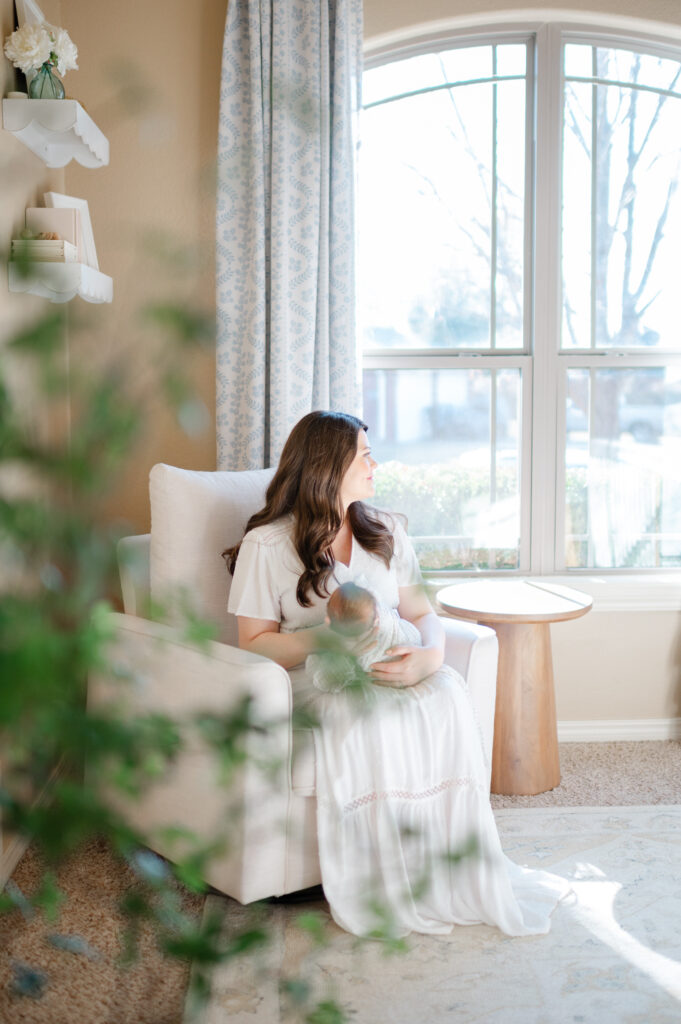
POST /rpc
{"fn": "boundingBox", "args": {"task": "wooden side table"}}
[437,580,592,796]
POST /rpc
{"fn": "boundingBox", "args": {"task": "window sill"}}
[427,574,681,613]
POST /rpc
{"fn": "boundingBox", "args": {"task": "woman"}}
[226,411,568,938]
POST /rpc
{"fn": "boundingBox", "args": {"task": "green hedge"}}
[371,461,589,571]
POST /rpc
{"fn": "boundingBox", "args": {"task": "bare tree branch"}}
[563,297,583,348]
[633,175,678,304]
[437,55,493,210]
[565,83,591,156]
[634,67,681,160]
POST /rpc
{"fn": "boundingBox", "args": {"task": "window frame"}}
[361,19,681,579]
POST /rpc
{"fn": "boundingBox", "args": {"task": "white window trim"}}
[363,14,681,598]
[364,13,681,61]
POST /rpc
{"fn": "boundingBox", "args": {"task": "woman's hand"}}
[373,584,446,687]
[370,643,442,688]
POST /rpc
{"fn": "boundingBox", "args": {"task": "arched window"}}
[359,24,681,575]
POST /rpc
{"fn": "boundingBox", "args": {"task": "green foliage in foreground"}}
[0,306,351,1020]
[0,303,483,1021]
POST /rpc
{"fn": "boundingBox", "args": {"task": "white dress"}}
[228,514,569,938]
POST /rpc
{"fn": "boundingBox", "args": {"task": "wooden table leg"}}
[489,621,561,796]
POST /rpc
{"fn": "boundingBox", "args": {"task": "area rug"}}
[185,806,681,1024]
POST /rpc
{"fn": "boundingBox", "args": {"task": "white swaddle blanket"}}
[306,590,421,693]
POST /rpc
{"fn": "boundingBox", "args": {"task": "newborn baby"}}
[307,581,421,693]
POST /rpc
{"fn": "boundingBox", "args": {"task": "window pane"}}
[564,42,592,79]
[496,43,526,77]
[562,46,681,350]
[562,81,592,348]
[359,44,527,351]
[363,367,522,570]
[438,45,493,83]
[565,367,681,567]
[495,78,526,348]
[364,54,449,107]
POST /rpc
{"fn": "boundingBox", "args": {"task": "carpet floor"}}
[192,805,681,1024]
[1,741,679,1023]
[490,740,681,809]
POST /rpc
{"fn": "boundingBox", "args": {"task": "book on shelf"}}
[44,193,99,271]
[11,239,79,263]
[25,207,82,262]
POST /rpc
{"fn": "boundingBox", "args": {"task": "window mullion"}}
[590,46,598,350]
[491,45,498,349]
[530,23,563,574]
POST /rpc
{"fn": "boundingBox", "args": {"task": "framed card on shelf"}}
[44,192,99,271]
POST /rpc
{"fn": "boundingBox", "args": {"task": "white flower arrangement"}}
[4,22,78,77]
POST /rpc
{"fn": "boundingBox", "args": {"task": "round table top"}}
[437,579,593,624]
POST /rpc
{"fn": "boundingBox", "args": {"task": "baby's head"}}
[327,582,377,638]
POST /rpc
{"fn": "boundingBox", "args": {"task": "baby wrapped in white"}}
[306,580,421,693]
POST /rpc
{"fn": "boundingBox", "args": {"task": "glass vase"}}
[28,63,65,100]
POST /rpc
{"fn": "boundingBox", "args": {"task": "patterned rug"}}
[186,806,681,1024]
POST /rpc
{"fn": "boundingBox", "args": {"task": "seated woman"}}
[225,410,568,939]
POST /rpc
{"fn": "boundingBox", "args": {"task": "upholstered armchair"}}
[88,464,499,905]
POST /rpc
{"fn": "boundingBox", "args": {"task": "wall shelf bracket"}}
[9,261,113,303]
[2,98,109,168]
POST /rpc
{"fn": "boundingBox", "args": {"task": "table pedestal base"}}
[490,621,561,796]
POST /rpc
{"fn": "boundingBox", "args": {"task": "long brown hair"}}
[224,411,393,606]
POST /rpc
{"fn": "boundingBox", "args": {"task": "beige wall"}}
[364,0,681,39]
[3,0,681,724]
[57,0,224,531]
[552,611,681,722]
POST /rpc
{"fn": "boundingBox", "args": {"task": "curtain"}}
[216,0,363,470]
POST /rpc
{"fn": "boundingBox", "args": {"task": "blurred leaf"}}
[129,849,171,887]
[305,999,349,1024]
[47,933,101,960]
[281,976,311,1005]
[291,706,320,730]
[172,848,217,894]
[8,312,65,355]
[442,833,480,866]
[3,881,35,921]
[32,873,65,923]
[295,911,328,947]
[10,961,48,999]
[142,303,214,348]
[225,927,269,957]
[181,611,219,649]
[161,911,226,964]
[195,696,265,784]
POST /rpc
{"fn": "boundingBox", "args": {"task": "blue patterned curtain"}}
[216,0,363,470]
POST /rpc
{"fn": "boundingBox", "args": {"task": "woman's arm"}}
[370,584,444,688]
[237,616,328,671]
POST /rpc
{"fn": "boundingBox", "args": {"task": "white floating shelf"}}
[9,262,113,303]
[2,98,109,168]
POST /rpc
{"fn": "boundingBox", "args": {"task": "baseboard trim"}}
[558,718,681,741]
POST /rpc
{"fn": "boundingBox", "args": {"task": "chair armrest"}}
[440,615,495,679]
[88,611,293,903]
[440,615,498,788]
[90,611,291,720]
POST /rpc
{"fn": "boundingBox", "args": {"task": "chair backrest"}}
[148,464,276,646]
